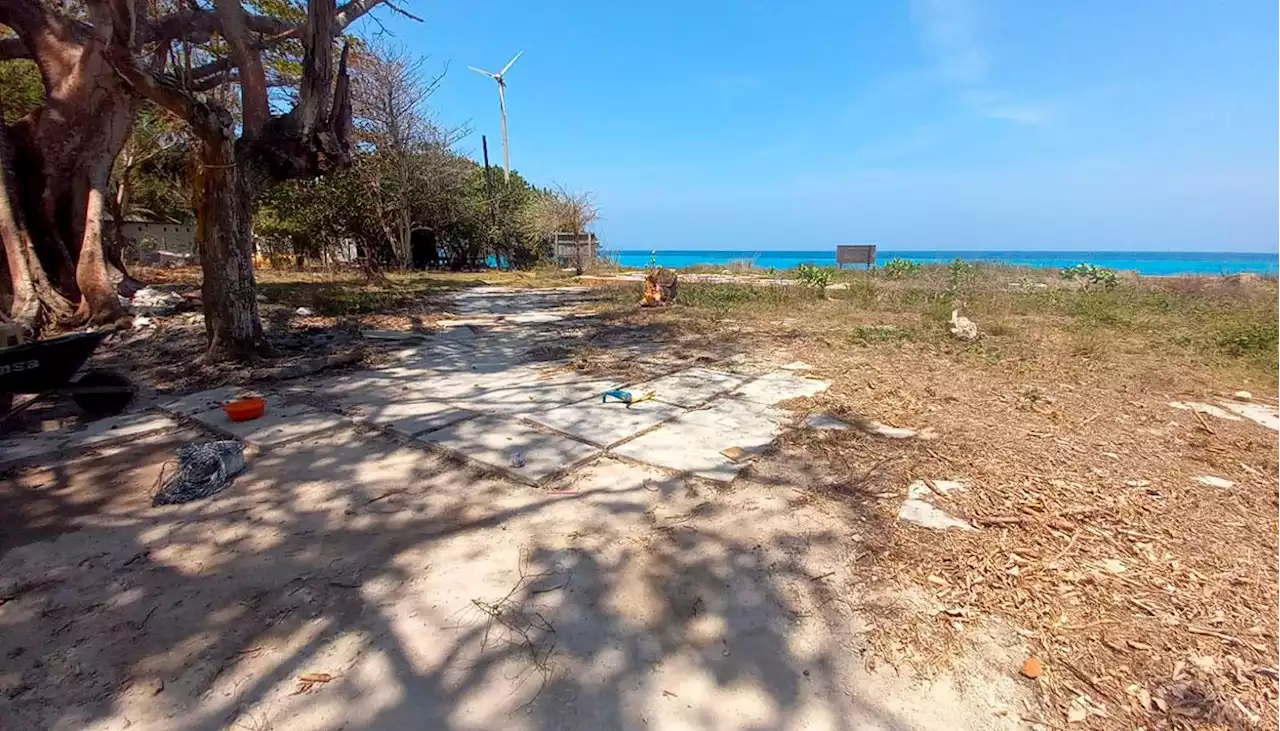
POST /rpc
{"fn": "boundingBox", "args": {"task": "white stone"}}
[899,479,975,531]
[1218,401,1279,431]
[612,399,787,482]
[191,399,346,447]
[1169,401,1241,421]
[949,310,978,340]
[803,413,851,430]
[633,367,749,408]
[349,400,477,437]
[1232,390,1253,401]
[1196,475,1235,489]
[732,371,831,405]
[525,397,684,447]
[420,414,600,483]
[898,499,976,531]
[863,421,920,439]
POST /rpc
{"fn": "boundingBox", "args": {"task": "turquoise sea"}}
[612,250,1278,277]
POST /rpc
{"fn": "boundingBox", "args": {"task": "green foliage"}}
[945,257,979,299]
[880,258,922,279]
[795,263,835,289]
[1215,322,1278,357]
[1060,263,1120,290]
[0,56,43,121]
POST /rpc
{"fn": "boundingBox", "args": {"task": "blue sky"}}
[364,1,1278,252]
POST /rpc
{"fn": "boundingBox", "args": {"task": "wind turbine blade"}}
[468,66,495,77]
[498,50,523,77]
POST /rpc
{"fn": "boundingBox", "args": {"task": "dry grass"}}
[593,267,1279,729]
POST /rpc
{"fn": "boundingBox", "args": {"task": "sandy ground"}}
[1,423,1035,731]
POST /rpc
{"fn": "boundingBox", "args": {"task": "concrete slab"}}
[525,397,685,447]
[0,433,64,469]
[191,399,347,447]
[301,369,430,405]
[733,371,831,405]
[420,414,600,483]
[2,413,178,469]
[61,412,177,450]
[612,399,788,482]
[444,370,624,415]
[636,367,749,407]
[349,399,477,437]
[161,385,259,416]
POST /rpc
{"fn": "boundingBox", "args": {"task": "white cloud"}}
[910,0,987,84]
[910,0,1051,125]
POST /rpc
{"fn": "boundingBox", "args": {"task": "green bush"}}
[795,263,835,289]
[1060,263,1119,290]
[945,257,979,299]
[1216,322,1279,357]
[880,258,922,279]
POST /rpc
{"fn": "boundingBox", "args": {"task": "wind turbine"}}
[469,51,522,183]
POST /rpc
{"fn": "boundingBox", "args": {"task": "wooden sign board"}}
[836,244,877,268]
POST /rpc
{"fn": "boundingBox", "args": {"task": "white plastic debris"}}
[949,310,978,340]
[295,307,315,316]
[131,287,184,315]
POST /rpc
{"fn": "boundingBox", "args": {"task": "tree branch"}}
[293,0,337,137]
[211,0,269,135]
[147,0,386,47]
[104,0,230,143]
[146,8,292,45]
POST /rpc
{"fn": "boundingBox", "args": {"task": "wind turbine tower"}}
[469,51,523,183]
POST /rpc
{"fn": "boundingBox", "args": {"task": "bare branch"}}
[334,0,388,31]
[379,0,425,24]
[104,0,229,142]
[146,8,292,45]
[211,0,268,135]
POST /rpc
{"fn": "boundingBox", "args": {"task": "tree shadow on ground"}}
[0,419,926,731]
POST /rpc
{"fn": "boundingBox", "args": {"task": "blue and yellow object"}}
[602,389,656,407]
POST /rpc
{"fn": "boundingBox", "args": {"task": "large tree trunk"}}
[197,138,271,360]
[1,0,138,325]
[0,110,74,331]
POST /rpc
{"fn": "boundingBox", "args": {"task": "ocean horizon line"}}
[603,248,1278,277]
